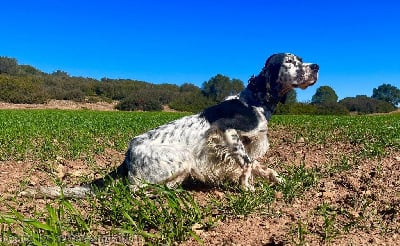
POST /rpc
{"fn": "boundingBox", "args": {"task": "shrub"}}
[339,95,396,114]
[314,102,349,115]
[276,102,349,115]
[116,96,162,111]
[275,103,317,115]
[62,89,86,102]
[169,91,213,113]
[0,75,48,103]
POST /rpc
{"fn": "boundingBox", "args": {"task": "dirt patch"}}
[0,100,181,112]
[0,100,118,111]
[183,152,399,245]
[0,105,399,245]
[2,137,399,245]
[0,148,124,209]
[181,131,400,245]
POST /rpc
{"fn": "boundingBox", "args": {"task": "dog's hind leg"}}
[126,144,194,187]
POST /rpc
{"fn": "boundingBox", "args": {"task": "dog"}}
[20,53,318,198]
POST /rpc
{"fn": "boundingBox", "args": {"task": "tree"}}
[19,65,43,76]
[179,83,200,93]
[202,74,244,102]
[0,76,48,103]
[311,86,338,104]
[115,92,162,111]
[230,78,245,96]
[51,70,69,77]
[339,95,395,114]
[170,90,213,112]
[0,57,19,75]
[372,83,400,107]
[282,89,297,104]
[275,102,316,115]
[314,102,349,115]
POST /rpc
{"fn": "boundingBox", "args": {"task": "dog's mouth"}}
[295,76,318,89]
[293,63,319,89]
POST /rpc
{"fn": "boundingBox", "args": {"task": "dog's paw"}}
[267,168,284,185]
[274,175,285,185]
[241,184,255,192]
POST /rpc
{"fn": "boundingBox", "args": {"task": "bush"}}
[169,91,214,113]
[275,103,317,115]
[116,96,162,111]
[314,102,349,115]
[0,75,49,103]
[339,95,396,114]
[62,89,86,102]
[276,102,349,115]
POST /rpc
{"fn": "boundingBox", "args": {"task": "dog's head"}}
[264,53,319,92]
[248,53,319,103]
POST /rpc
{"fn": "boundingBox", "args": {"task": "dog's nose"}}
[310,64,319,71]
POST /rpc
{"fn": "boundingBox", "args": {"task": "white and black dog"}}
[21,53,318,198]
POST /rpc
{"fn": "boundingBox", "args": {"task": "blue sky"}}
[1,0,399,102]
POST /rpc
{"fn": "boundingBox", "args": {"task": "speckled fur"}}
[20,53,319,198]
[123,53,318,191]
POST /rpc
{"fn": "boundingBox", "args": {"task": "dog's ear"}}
[263,54,285,88]
[267,63,282,87]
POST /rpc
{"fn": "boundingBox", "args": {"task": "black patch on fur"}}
[240,136,251,145]
[200,99,258,132]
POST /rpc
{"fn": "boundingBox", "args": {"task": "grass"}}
[270,114,400,156]
[1,197,92,245]
[316,202,339,242]
[94,182,209,244]
[0,110,188,161]
[0,110,399,244]
[211,182,276,217]
[0,164,322,245]
[291,219,309,246]
[1,110,398,161]
[1,182,209,245]
[279,163,320,203]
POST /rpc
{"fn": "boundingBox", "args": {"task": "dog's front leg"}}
[224,129,255,191]
[239,162,255,191]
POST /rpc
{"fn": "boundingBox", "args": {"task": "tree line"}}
[276,84,399,115]
[0,56,399,114]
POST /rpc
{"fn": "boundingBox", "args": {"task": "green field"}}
[0,110,188,161]
[0,110,399,245]
[1,110,398,161]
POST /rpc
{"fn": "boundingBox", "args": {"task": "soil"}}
[0,101,399,245]
[0,99,118,111]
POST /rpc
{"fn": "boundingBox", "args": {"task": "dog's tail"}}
[19,162,129,199]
